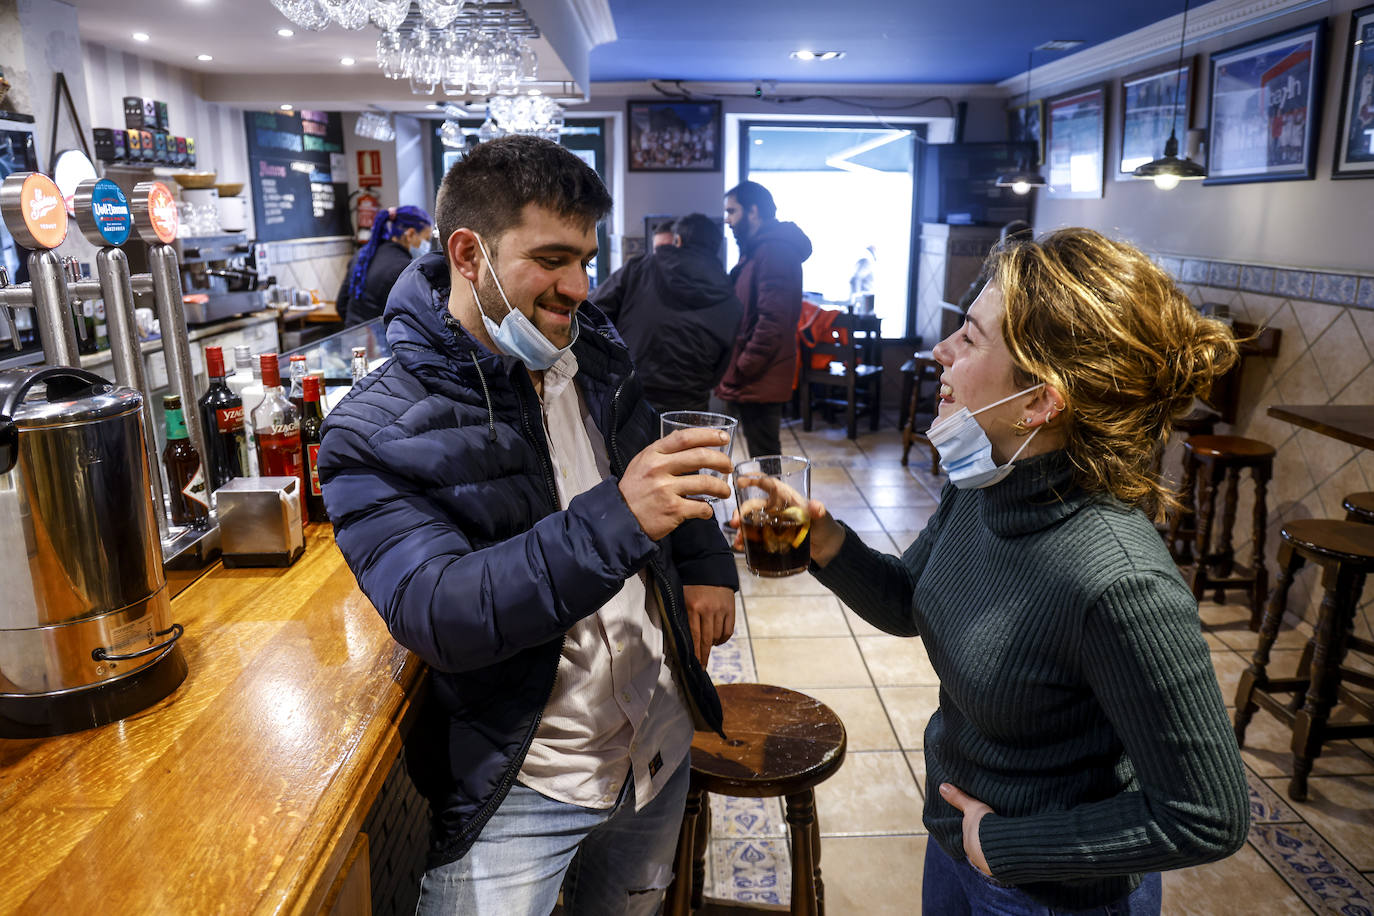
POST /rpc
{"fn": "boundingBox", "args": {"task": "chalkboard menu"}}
[245,109,350,241]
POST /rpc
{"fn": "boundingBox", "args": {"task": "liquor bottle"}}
[351,346,369,383]
[287,353,308,416]
[198,345,247,489]
[231,346,264,477]
[253,353,307,522]
[163,394,210,528]
[300,374,327,522]
[93,299,109,351]
[226,345,255,400]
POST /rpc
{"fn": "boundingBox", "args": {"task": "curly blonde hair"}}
[987,228,1239,520]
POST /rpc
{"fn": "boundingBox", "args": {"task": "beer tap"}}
[0,267,18,351]
[63,256,89,342]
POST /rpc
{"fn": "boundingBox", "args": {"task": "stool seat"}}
[1184,434,1277,461]
[1344,492,1374,524]
[1279,519,1374,564]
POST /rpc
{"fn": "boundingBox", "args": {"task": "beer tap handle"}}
[64,257,88,342]
[0,267,18,351]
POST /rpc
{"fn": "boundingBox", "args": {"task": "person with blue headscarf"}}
[337,204,433,326]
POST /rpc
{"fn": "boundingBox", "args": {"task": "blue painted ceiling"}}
[593,1,1174,85]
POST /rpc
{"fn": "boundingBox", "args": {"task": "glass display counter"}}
[281,317,390,411]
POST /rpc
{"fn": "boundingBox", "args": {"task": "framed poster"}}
[1046,85,1107,198]
[1119,59,1194,175]
[1332,4,1374,179]
[1007,99,1044,165]
[627,100,721,171]
[1205,20,1326,184]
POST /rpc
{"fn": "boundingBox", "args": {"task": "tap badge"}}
[89,180,132,246]
[146,182,178,243]
[15,173,68,249]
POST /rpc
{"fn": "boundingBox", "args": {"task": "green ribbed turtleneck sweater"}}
[812,451,1249,910]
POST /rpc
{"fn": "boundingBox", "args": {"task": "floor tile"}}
[814,750,925,836]
[1238,709,1374,778]
[832,506,885,532]
[857,635,940,686]
[744,595,850,638]
[863,485,938,508]
[904,750,929,801]
[842,604,894,638]
[752,637,870,689]
[851,529,898,554]
[872,505,935,534]
[811,482,868,508]
[1161,839,1311,916]
[706,636,757,684]
[1246,768,1303,824]
[707,838,789,907]
[848,466,926,488]
[803,686,899,751]
[1249,821,1374,913]
[737,568,834,597]
[1274,774,1374,870]
[879,685,942,749]
[816,835,928,915]
[708,793,787,839]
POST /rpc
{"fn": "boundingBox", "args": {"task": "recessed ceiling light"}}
[196,54,213,61]
[790,49,844,62]
[426,103,442,110]
[280,104,293,111]
[753,138,764,145]
[1035,39,1084,51]
[528,88,542,96]
[132,31,150,42]
[276,28,294,38]
[340,57,356,66]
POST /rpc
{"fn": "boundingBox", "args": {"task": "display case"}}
[280,316,390,409]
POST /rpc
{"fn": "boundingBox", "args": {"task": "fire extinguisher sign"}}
[356,150,383,188]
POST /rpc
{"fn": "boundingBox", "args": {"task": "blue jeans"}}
[921,839,1162,915]
[415,758,689,916]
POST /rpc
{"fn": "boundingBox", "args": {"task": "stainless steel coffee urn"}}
[0,366,186,737]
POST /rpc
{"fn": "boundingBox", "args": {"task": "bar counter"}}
[0,525,423,914]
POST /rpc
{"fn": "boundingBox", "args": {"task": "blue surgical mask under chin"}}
[408,242,427,260]
[926,383,1045,489]
[470,232,578,371]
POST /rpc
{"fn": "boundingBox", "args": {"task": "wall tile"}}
[1240,266,1275,294]
[1182,259,1210,283]
[1259,302,1303,379]
[1358,277,1374,310]
[1311,272,1359,306]
[1158,255,1183,279]
[1333,364,1374,406]
[1273,351,1331,405]
[1291,299,1345,349]
[1274,270,1313,299]
[1349,308,1374,359]
[1208,262,1241,289]
[1294,432,1360,495]
[1311,313,1373,398]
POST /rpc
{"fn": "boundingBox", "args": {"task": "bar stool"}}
[665,683,846,916]
[1233,519,1374,801]
[900,352,941,474]
[1159,410,1219,563]
[1344,492,1374,524]
[1173,434,1275,629]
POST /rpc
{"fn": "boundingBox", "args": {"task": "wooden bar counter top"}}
[0,525,424,915]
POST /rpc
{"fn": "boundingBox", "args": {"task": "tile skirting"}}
[1151,252,1373,311]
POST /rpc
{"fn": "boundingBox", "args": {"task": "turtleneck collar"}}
[975,450,1094,537]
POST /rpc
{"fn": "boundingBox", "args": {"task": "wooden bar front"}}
[0,526,423,915]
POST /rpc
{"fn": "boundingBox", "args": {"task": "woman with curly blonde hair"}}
[805,228,1249,914]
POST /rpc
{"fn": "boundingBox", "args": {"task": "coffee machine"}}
[123,231,269,326]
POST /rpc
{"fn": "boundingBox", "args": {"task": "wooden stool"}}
[900,352,941,474]
[665,684,846,916]
[1233,519,1374,801]
[1159,410,1219,563]
[1344,492,1374,524]
[1172,434,1275,629]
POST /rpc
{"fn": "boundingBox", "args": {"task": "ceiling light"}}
[276,28,294,38]
[753,139,764,145]
[196,54,213,62]
[996,49,1049,194]
[1035,39,1083,51]
[340,57,356,66]
[132,32,150,42]
[790,49,845,62]
[1132,0,1206,189]
[280,104,294,111]
[426,102,443,110]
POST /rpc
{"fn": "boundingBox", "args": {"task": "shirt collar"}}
[541,348,580,401]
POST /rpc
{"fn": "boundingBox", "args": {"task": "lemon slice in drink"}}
[781,505,810,548]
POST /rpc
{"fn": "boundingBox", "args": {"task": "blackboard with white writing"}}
[245,109,349,242]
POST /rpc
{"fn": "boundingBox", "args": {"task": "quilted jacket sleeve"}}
[734,242,803,382]
[320,420,663,674]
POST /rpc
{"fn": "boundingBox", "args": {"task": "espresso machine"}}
[124,231,269,326]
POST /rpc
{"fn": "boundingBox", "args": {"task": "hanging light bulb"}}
[1132,0,1206,188]
[996,49,1048,194]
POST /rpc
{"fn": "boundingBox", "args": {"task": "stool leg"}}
[811,810,825,916]
[1166,451,1198,564]
[1218,467,1241,581]
[691,793,710,910]
[1235,541,1300,745]
[666,786,704,916]
[785,790,820,916]
[900,383,918,466]
[1250,467,1271,631]
[1289,567,1365,802]
[1192,463,1222,600]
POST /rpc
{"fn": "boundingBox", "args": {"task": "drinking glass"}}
[660,410,736,503]
[733,456,812,577]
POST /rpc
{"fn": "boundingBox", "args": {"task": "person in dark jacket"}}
[317,137,738,916]
[590,213,743,413]
[715,180,813,458]
[335,204,433,326]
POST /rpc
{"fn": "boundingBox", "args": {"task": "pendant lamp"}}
[1132,0,1206,188]
[997,50,1048,195]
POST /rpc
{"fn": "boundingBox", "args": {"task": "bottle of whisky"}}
[163,394,210,528]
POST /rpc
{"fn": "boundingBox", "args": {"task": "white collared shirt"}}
[515,351,693,811]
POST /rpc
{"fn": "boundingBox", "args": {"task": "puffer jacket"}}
[317,252,736,868]
[715,220,813,404]
[589,245,743,412]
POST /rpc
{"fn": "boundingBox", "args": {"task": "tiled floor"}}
[698,417,1374,914]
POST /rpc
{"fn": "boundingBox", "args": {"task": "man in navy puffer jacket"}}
[318,137,739,915]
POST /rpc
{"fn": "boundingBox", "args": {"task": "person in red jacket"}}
[715,181,813,458]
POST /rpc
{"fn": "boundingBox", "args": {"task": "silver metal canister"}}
[0,366,186,736]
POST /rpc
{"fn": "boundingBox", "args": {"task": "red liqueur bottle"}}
[252,353,307,522]
[199,345,247,490]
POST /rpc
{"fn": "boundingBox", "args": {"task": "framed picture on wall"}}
[1046,85,1107,198]
[1205,20,1326,184]
[1332,4,1374,179]
[1007,99,1044,165]
[626,100,721,172]
[1118,58,1194,175]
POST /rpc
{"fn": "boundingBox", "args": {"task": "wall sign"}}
[0,172,68,249]
[245,109,350,242]
[356,149,383,188]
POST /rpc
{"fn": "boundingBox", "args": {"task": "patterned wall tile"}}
[1181,258,1210,283]
[1311,273,1359,306]
[1157,255,1183,279]
[1208,262,1241,289]
[1275,270,1314,299]
[1359,278,1374,310]
[1241,266,1275,294]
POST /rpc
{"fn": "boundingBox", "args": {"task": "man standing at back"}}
[317,136,738,915]
[591,213,743,413]
[715,180,812,458]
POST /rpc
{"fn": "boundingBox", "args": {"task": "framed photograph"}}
[1119,58,1194,175]
[1007,99,1044,165]
[627,100,721,171]
[1332,4,1374,179]
[1046,85,1107,198]
[1205,20,1326,184]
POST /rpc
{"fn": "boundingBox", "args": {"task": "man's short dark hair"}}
[724,181,776,221]
[436,136,612,254]
[651,219,675,236]
[672,213,720,254]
